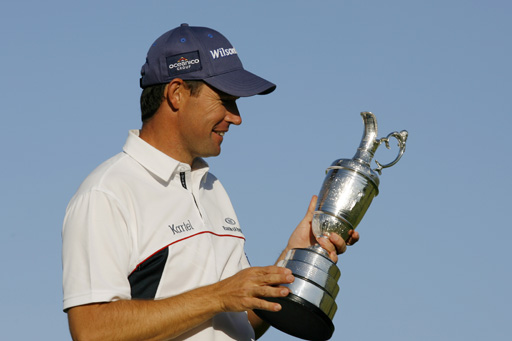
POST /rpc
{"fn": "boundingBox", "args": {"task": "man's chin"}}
[201,147,222,159]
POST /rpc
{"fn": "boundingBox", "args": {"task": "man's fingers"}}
[259,271,294,287]
[239,267,294,312]
[252,296,284,312]
[346,230,360,246]
[252,266,293,283]
[237,266,294,295]
[256,284,291,299]
[328,233,346,254]
[317,236,340,263]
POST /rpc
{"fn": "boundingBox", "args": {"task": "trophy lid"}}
[328,112,408,184]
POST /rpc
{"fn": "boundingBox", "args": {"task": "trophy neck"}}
[308,243,331,259]
[352,112,380,166]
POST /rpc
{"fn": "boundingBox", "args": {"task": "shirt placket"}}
[178,165,209,226]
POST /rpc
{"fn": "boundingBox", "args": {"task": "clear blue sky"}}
[1,1,510,340]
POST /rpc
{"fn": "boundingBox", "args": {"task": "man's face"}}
[176,83,241,162]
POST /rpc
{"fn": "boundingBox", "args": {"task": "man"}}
[62,23,358,340]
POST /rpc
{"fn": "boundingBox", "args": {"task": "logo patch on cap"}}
[167,51,202,77]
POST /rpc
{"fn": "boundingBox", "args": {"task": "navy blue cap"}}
[140,23,276,97]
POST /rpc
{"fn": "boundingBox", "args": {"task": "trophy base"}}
[254,293,334,341]
[255,247,340,340]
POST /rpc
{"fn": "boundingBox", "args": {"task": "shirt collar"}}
[122,130,209,182]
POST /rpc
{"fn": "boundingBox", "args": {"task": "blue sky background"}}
[1,1,511,340]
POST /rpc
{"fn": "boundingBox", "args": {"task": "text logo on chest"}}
[222,217,242,233]
[169,220,194,235]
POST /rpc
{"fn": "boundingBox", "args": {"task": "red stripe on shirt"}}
[129,231,245,275]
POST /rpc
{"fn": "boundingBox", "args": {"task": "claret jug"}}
[255,112,408,341]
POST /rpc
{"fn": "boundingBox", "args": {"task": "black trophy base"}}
[254,293,335,341]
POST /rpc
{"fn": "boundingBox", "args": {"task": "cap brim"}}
[202,69,276,97]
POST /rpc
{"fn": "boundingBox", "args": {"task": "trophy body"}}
[255,112,408,340]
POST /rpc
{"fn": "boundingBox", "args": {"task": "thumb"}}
[304,195,318,221]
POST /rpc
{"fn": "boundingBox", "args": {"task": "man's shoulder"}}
[74,152,133,196]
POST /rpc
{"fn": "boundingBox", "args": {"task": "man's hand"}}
[213,266,294,313]
[281,195,360,264]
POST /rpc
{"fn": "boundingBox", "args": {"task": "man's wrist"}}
[275,245,292,265]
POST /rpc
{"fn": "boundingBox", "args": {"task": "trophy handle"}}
[374,130,408,175]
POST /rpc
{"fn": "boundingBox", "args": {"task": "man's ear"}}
[165,78,187,111]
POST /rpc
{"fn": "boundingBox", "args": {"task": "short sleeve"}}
[62,188,132,311]
[241,250,251,270]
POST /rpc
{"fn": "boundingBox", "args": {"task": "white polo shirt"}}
[62,130,254,340]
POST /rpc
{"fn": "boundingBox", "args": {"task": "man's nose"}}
[225,103,242,125]
[226,112,242,125]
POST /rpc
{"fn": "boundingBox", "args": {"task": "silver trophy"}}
[255,112,408,340]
